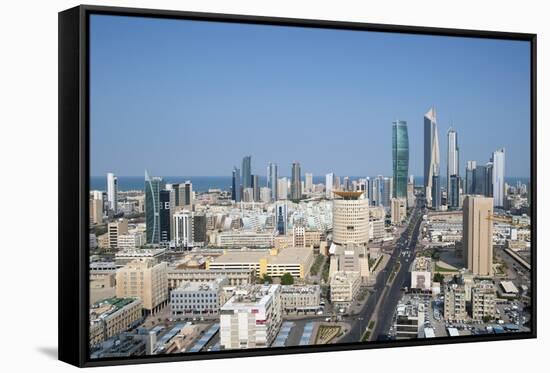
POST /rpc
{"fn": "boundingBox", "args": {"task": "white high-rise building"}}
[325,173,334,199]
[107,172,118,213]
[174,210,193,248]
[447,127,459,197]
[492,148,506,208]
[424,108,440,208]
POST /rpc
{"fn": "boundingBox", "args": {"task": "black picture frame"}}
[59,4,537,368]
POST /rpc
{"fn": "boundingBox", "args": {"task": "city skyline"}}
[90,15,530,178]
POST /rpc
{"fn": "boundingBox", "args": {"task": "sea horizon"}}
[90,175,530,193]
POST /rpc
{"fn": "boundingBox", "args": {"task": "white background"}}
[0,0,546,371]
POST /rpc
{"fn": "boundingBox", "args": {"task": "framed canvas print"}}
[58,5,536,367]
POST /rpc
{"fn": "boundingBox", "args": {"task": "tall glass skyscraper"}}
[447,128,459,197]
[268,162,278,201]
[242,155,252,189]
[145,170,165,244]
[392,120,409,198]
[231,167,241,202]
[291,161,302,200]
[424,107,440,208]
[465,160,477,194]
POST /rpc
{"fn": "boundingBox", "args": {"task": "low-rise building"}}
[330,271,361,307]
[220,285,282,349]
[116,259,168,315]
[117,231,146,250]
[472,281,497,321]
[444,283,467,322]
[89,298,142,347]
[410,256,432,290]
[394,301,425,339]
[216,231,275,248]
[167,268,254,290]
[280,285,321,314]
[207,247,314,279]
[170,278,228,318]
[114,248,166,265]
[391,198,407,225]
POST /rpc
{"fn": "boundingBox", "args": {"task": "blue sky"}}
[90,14,531,178]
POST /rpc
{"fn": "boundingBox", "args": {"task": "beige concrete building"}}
[89,297,142,346]
[410,256,432,290]
[330,271,361,306]
[332,191,369,246]
[292,226,323,248]
[220,285,282,349]
[391,197,407,225]
[108,218,128,249]
[90,198,103,225]
[444,283,467,322]
[471,281,497,321]
[463,196,494,277]
[116,259,168,314]
[207,247,314,279]
[280,285,321,314]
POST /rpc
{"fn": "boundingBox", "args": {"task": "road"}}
[339,200,425,342]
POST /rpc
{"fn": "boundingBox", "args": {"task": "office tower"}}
[492,148,506,208]
[463,196,494,277]
[242,155,252,189]
[432,174,441,209]
[424,107,440,207]
[391,198,407,224]
[145,170,165,244]
[252,174,260,201]
[182,181,193,207]
[332,191,369,246]
[449,175,460,208]
[382,177,393,207]
[465,160,477,194]
[474,164,488,196]
[174,210,193,248]
[406,175,415,208]
[325,173,335,199]
[106,172,118,213]
[366,177,373,203]
[277,178,288,200]
[486,162,494,198]
[305,173,313,193]
[268,163,278,201]
[243,188,254,202]
[116,259,168,314]
[342,176,350,191]
[192,213,207,246]
[159,190,171,245]
[90,195,103,225]
[108,218,128,249]
[392,120,409,198]
[291,161,302,200]
[275,202,288,235]
[446,128,459,196]
[231,167,241,202]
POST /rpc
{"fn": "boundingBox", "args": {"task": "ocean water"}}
[90,175,530,193]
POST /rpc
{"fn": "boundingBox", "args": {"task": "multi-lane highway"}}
[340,200,425,343]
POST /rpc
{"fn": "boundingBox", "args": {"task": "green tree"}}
[280,272,294,285]
[433,272,445,283]
[482,315,493,323]
[260,273,273,284]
